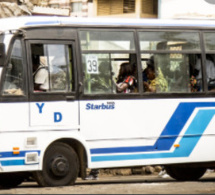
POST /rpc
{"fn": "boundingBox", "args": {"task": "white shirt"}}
[195,58,215,82]
[34,65,49,90]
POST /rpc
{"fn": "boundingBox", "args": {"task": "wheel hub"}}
[51,156,69,177]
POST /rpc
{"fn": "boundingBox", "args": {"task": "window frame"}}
[78,28,141,96]
[137,29,205,94]
[0,36,28,102]
[79,29,137,52]
[26,40,78,102]
[77,27,214,99]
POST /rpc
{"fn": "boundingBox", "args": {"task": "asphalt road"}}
[1,172,215,194]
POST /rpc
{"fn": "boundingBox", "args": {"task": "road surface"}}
[1,172,215,194]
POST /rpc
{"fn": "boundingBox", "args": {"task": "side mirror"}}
[0,43,5,66]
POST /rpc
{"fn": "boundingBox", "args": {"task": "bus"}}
[0,16,215,187]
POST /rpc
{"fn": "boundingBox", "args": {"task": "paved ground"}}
[1,172,215,194]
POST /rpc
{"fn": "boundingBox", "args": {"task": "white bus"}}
[0,16,215,187]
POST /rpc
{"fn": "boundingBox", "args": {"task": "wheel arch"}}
[42,138,88,180]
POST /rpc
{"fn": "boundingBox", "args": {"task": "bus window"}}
[31,44,73,92]
[81,53,113,94]
[203,32,215,92]
[2,39,25,96]
[79,30,138,94]
[79,30,135,51]
[139,31,202,93]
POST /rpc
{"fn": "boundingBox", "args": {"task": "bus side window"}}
[31,44,73,93]
[2,39,25,96]
[79,30,138,94]
[139,31,202,93]
[141,55,168,93]
[87,60,112,94]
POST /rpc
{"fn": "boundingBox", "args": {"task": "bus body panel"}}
[80,99,176,140]
[0,103,29,132]
[82,98,215,168]
[1,98,215,171]
[30,101,79,128]
[0,101,79,132]
[0,130,89,172]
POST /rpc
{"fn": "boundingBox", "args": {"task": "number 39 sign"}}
[86,55,99,74]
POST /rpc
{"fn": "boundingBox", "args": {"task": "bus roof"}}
[1,16,215,32]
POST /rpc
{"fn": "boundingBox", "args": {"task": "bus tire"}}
[34,142,79,187]
[165,165,206,181]
[0,173,25,188]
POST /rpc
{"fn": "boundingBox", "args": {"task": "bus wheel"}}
[34,142,79,187]
[0,173,25,188]
[165,165,206,181]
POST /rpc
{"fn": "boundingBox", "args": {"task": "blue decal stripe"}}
[0,150,40,158]
[1,160,25,166]
[25,21,60,25]
[90,102,215,155]
[91,109,215,162]
[0,150,41,166]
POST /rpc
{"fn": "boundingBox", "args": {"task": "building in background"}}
[43,0,93,17]
[0,0,33,18]
[160,0,215,19]
[2,0,215,20]
[32,0,158,18]
[93,0,158,18]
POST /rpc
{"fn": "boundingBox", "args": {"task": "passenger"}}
[190,75,198,92]
[115,62,136,93]
[93,61,112,93]
[33,56,49,92]
[143,56,154,82]
[195,54,215,91]
[143,60,168,93]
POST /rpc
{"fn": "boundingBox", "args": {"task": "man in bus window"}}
[33,55,49,92]
[91,61,112,93]
[195,54,215,91]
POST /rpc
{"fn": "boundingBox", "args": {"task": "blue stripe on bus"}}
[91,102,215,154]
[0,150,40,158]
[25,21,60,25]
[91,109,215,162]
[0,151,41,166]
[1,159,25,166]
[0,159,38,166]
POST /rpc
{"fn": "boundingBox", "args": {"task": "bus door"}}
[0,38,29,132]
[26,41,79,130]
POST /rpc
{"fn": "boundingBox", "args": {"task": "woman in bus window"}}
[143,59,168,93]
[115,62,137,93]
